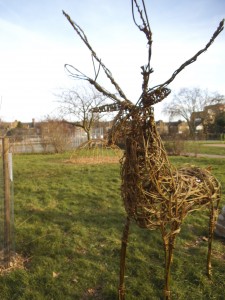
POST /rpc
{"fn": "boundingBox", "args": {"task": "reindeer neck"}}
[126,107,170,169]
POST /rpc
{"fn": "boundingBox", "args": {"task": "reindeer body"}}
[117,104,220,299]
[120,106,220,229]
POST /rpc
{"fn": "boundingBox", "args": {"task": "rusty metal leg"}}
[118,217,130,300]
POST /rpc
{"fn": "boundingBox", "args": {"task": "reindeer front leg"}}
[162,236,173,300]
[119,217,130,300]
[161,223,179,300]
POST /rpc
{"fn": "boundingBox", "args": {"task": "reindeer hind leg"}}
[162,233,177,300]
[207,200,218,278]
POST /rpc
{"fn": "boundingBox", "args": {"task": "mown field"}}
[185,141,225,156]
[165,140,225,156]
[0,152,225,299]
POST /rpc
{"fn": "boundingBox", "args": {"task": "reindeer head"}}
[63,1,224,142]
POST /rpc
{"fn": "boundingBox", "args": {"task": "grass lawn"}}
[184,141,225,156]
[0,153,225,299]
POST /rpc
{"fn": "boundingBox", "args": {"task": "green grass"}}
[0,153,225,299]
[184,141,225,156]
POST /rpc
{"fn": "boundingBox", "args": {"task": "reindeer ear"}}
[142,87,171,107]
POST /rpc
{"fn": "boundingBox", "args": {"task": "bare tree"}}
[56,85,108,141]
[40,118,74,153]
[163,87,224,136]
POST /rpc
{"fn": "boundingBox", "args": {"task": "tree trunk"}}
[87,131,91,141]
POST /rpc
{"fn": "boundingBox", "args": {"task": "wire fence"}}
[8,135,88,154]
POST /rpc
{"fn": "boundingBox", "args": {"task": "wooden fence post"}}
[3,137,11,267]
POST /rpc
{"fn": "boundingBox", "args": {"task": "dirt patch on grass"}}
[67,156,121,165]
[81,286,103,300]
[203,144,225,147]
[0,252,28,275]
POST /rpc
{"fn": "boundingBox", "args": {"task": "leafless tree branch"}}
[55,85,109,140]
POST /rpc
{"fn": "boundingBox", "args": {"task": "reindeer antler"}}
[131,0,153,97]
[150,19,225,93]
[62,10,132,108]
[63,3,224,111]
[132,1,224,107]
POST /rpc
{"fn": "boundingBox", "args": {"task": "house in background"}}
[192,103,225,125]
[167,120,189,137]
[156,120,169,136]
[156,120,189,138]
[203,103,225,125]
[191,103,225,138]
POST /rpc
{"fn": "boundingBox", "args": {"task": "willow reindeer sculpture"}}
[63,2,224,299]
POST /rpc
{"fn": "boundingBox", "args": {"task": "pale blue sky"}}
[0,0,224,122]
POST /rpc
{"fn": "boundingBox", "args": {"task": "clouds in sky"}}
[0,0,224,122]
